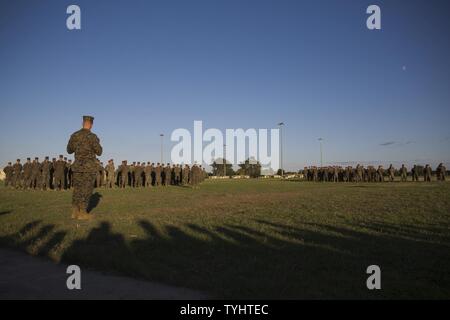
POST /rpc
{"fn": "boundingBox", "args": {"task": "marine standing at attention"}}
[67,116,103,220]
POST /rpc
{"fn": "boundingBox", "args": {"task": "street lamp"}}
[318,138,323,167]
[278,122,285,176]
[223,144,226,177]
[160,134,164,163]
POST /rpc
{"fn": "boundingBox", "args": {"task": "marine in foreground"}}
[67,116,103,220]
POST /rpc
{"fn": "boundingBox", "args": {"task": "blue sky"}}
[1,0,449,170]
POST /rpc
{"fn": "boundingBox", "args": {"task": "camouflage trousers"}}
[106,174,115,188]
[120,174,128,188]
[72,172,96,211]
[13,175,21,188]
[23,176,32,189]
[4,176,11,187]
[145,175,152,187]
[54,174,65,190]
[41,173,51,189]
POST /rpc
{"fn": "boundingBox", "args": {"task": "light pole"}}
[223,144,226,177]
[318,138,323,167]
[160,134,164,163]
[278,122,285,176]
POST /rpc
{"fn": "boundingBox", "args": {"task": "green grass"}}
[1,180,449,299]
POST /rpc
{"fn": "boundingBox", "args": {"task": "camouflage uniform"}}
[356,165,363,183]
[388,164,395,182]
[424,165,432,182]
[53,156,66,190]
[412,165,419,182]
[163,163,172,186]
[144,162,153,187]
[182,165,190,185]
[118,161,129,188]
[332,166,339,182]
[190,164,198,186]
[95,159,102,188]
[400,165,408,182]
[13,160,23,189]
[67,123,103,215]
[437,163,446,181]
[134,162,143,187]
[303,167,309,181]
[322,167,329,182]
[50,158,56,189]
[67,160,73,189]
[3,163,13,187]
[173,164,181,185]
[129,162,136,187]
[154,163,162,186]
[31,157,41,189]
[41,157,52,190]
[377,166,384,182]
[22,159,33,189]
[312,167,318,182]
[105,160,116,188]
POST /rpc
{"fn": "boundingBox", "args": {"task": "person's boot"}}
[77,209,93,221]
[71,205,80,219]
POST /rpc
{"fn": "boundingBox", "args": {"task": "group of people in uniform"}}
[102,160,207,189]
[2,158,208,190]
[1,115,449,222]
[1,115,208,221]
[302,164,447,182]
[3,156,73,190]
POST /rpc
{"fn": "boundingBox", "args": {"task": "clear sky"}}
[1,0,449,170]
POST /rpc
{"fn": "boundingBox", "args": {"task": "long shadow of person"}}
[61,221,139,274]
[87,192,102,213]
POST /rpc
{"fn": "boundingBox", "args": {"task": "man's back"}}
[67,128,103,173]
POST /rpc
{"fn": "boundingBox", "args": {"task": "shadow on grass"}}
[0,217,449,299]
[87,192,102,213]
[0,211,12,216]
[1,220,67,258]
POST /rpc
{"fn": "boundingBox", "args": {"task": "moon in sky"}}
[402,66,407,71]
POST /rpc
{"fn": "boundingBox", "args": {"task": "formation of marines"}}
[2,115,209,221]
[103,160,207,188]
[302,164,447,182]
[1,114,447,223]
[2,155,73,190]
[2,158,207,190]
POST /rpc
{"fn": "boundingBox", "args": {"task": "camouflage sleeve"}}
[91,134,103,156]
[67,134,75,154]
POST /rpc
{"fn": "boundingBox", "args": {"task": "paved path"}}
[0,248,209,299]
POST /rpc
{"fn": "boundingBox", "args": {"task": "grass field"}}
[1,179,449,299]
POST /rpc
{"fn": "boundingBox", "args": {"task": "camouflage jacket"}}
[67,128,103,173]
[3,165,13,177]
[41,161,51,174]
[54,160,66,175]
[13,163,22,176]
[105,163,115,175]
[23,163,33,177]
[118,164,129,175]
[31,162,41,175]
